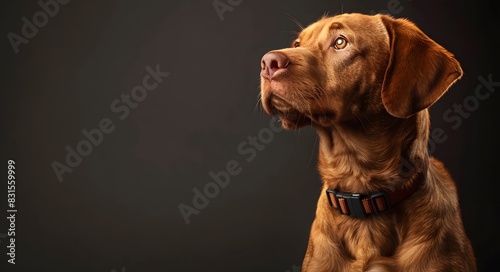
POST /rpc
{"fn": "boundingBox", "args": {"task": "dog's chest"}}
[338,217,398,260]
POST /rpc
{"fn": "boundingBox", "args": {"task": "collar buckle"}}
[326,189,368,218]
[326,189,393,218]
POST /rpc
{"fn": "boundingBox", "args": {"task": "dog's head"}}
[260,13,462,129]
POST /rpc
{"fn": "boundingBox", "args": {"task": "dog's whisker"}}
[360,111,374,125]
[306,134,319,168]
[354,112,368,133]
[283,13,304,30]
[254,99,261,112]
[254,93,264,113]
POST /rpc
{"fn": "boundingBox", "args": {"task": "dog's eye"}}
[293,40,300,48]
[333,37,348,49]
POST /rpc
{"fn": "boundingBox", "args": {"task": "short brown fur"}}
[260,13,475,271]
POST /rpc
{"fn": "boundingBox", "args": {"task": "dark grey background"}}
[1,0,499,271]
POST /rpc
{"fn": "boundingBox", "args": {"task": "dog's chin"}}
[263,95,310,129]
[263,95,306,129]
[264,94,337,129]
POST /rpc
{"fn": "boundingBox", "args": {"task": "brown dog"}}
[260,13,476,271]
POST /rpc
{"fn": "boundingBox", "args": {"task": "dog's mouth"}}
[264,95,310,129]
[265,94,335,129]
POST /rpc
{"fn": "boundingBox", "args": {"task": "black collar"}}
[326,175,424,218]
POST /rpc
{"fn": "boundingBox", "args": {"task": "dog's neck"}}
[315,110,430,193]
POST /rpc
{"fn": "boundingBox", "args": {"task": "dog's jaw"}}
[261,93,312,129]
[262,96,337,130]
[260,85,339,130]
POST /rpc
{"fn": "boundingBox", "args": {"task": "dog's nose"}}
[261,52,289,79]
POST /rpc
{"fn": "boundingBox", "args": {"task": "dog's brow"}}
[329,22,344,30]
[298,31,312,44]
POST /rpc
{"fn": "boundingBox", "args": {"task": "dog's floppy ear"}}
[379,15,463,118]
